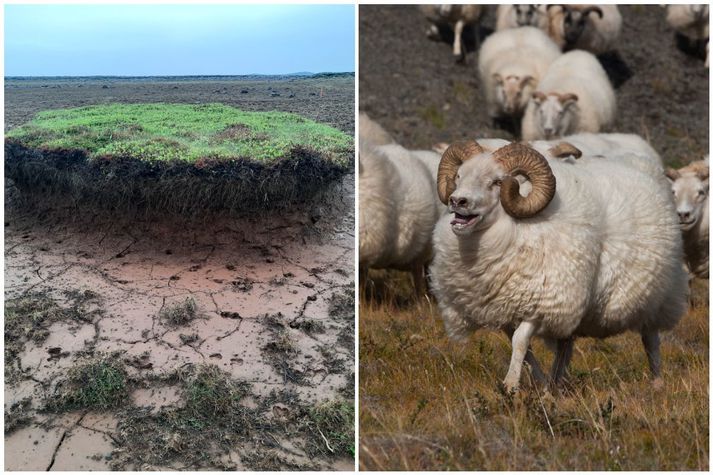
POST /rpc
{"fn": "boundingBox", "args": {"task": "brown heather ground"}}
[359,274,708,471]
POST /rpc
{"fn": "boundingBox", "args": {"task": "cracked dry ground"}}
[4,177,356,470]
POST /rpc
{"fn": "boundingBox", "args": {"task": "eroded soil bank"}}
[5,74,355,470]
[5,175,355,470]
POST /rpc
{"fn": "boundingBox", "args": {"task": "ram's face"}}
[532,94,577,140]
[447,156,505,236]
[495,75,534,115]
[563,10,587,43]
[672,175,708,231]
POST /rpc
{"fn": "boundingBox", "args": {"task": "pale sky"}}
[4,4,355,76]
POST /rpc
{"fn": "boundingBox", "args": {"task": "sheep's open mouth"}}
[451,212,480,229]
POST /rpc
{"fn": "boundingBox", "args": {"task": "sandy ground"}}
[4,76,355,470]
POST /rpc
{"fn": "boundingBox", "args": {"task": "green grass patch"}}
[5,103,353,214]
[6,103,352,166]
[47,357,129,411]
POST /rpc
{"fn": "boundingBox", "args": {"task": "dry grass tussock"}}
[359,272,709,470]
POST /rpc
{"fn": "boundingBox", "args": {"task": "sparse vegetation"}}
[303,400,355,458]
[5,398,33,434]
[261,319,309,386]
[5,290,102,374]
[159,298,198,327]
[46,357,129,411]
[328,286,355,320]
[359,272,708,470]
[108,364,351,470]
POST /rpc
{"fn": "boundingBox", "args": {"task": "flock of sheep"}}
[359,4,709,393]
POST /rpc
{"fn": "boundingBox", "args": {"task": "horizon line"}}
[5,72,355,79]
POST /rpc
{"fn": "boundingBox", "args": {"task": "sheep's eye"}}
[698,190,706,197]
[490,179,501,188]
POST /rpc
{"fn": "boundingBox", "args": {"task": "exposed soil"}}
[4,75,355,470]
[359,6,708,166]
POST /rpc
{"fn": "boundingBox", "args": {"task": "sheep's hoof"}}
[498,379,519,398]
[651,377,664,391]
[426,25,440,40]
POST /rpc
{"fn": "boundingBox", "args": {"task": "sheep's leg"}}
[503,320,538,393]
[524,348,548,385]
[503,328,547,386]
[359,265,370,297]
[453,19,465,61]
[641,329,664,389]
[550,337,574,385]
[411,262,427,300]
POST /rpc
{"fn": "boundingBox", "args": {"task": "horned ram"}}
[429,140,687,392]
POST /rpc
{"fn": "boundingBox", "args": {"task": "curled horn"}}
[693,163,710,181]
[548,141,582,159]
[558,93,578,104]
[437,140,485,205]
[665,167,680,181]
[582,6,603,18]
[547,4,567,12]
[492,143,556,218]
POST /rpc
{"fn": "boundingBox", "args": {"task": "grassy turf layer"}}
[5,103,352,165]
[5,104,353,214]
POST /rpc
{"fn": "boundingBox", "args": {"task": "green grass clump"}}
[182,365,252,423]
[304,400,355,458]
[6,103,352,166]
[159,298,198,327]
[48,358,129,411]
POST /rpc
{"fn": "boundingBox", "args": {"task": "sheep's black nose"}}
[450,196,468,208]
[679,211,691,221]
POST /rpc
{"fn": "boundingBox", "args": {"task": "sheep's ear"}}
[531,91,546,105]
[493,73,503,84]
[664,167,680,182]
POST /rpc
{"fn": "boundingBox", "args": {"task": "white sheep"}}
[359,136,445,296]
[420,5,484,62]
[521,50,616,140]
[429,140,687,392]
[532,133,664,178]
[478,27,562,123]
[359,112,394,148]
[545,5,622,54]
[665,5,710,67]
[666,160,709,279]
[495,5,549,31]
